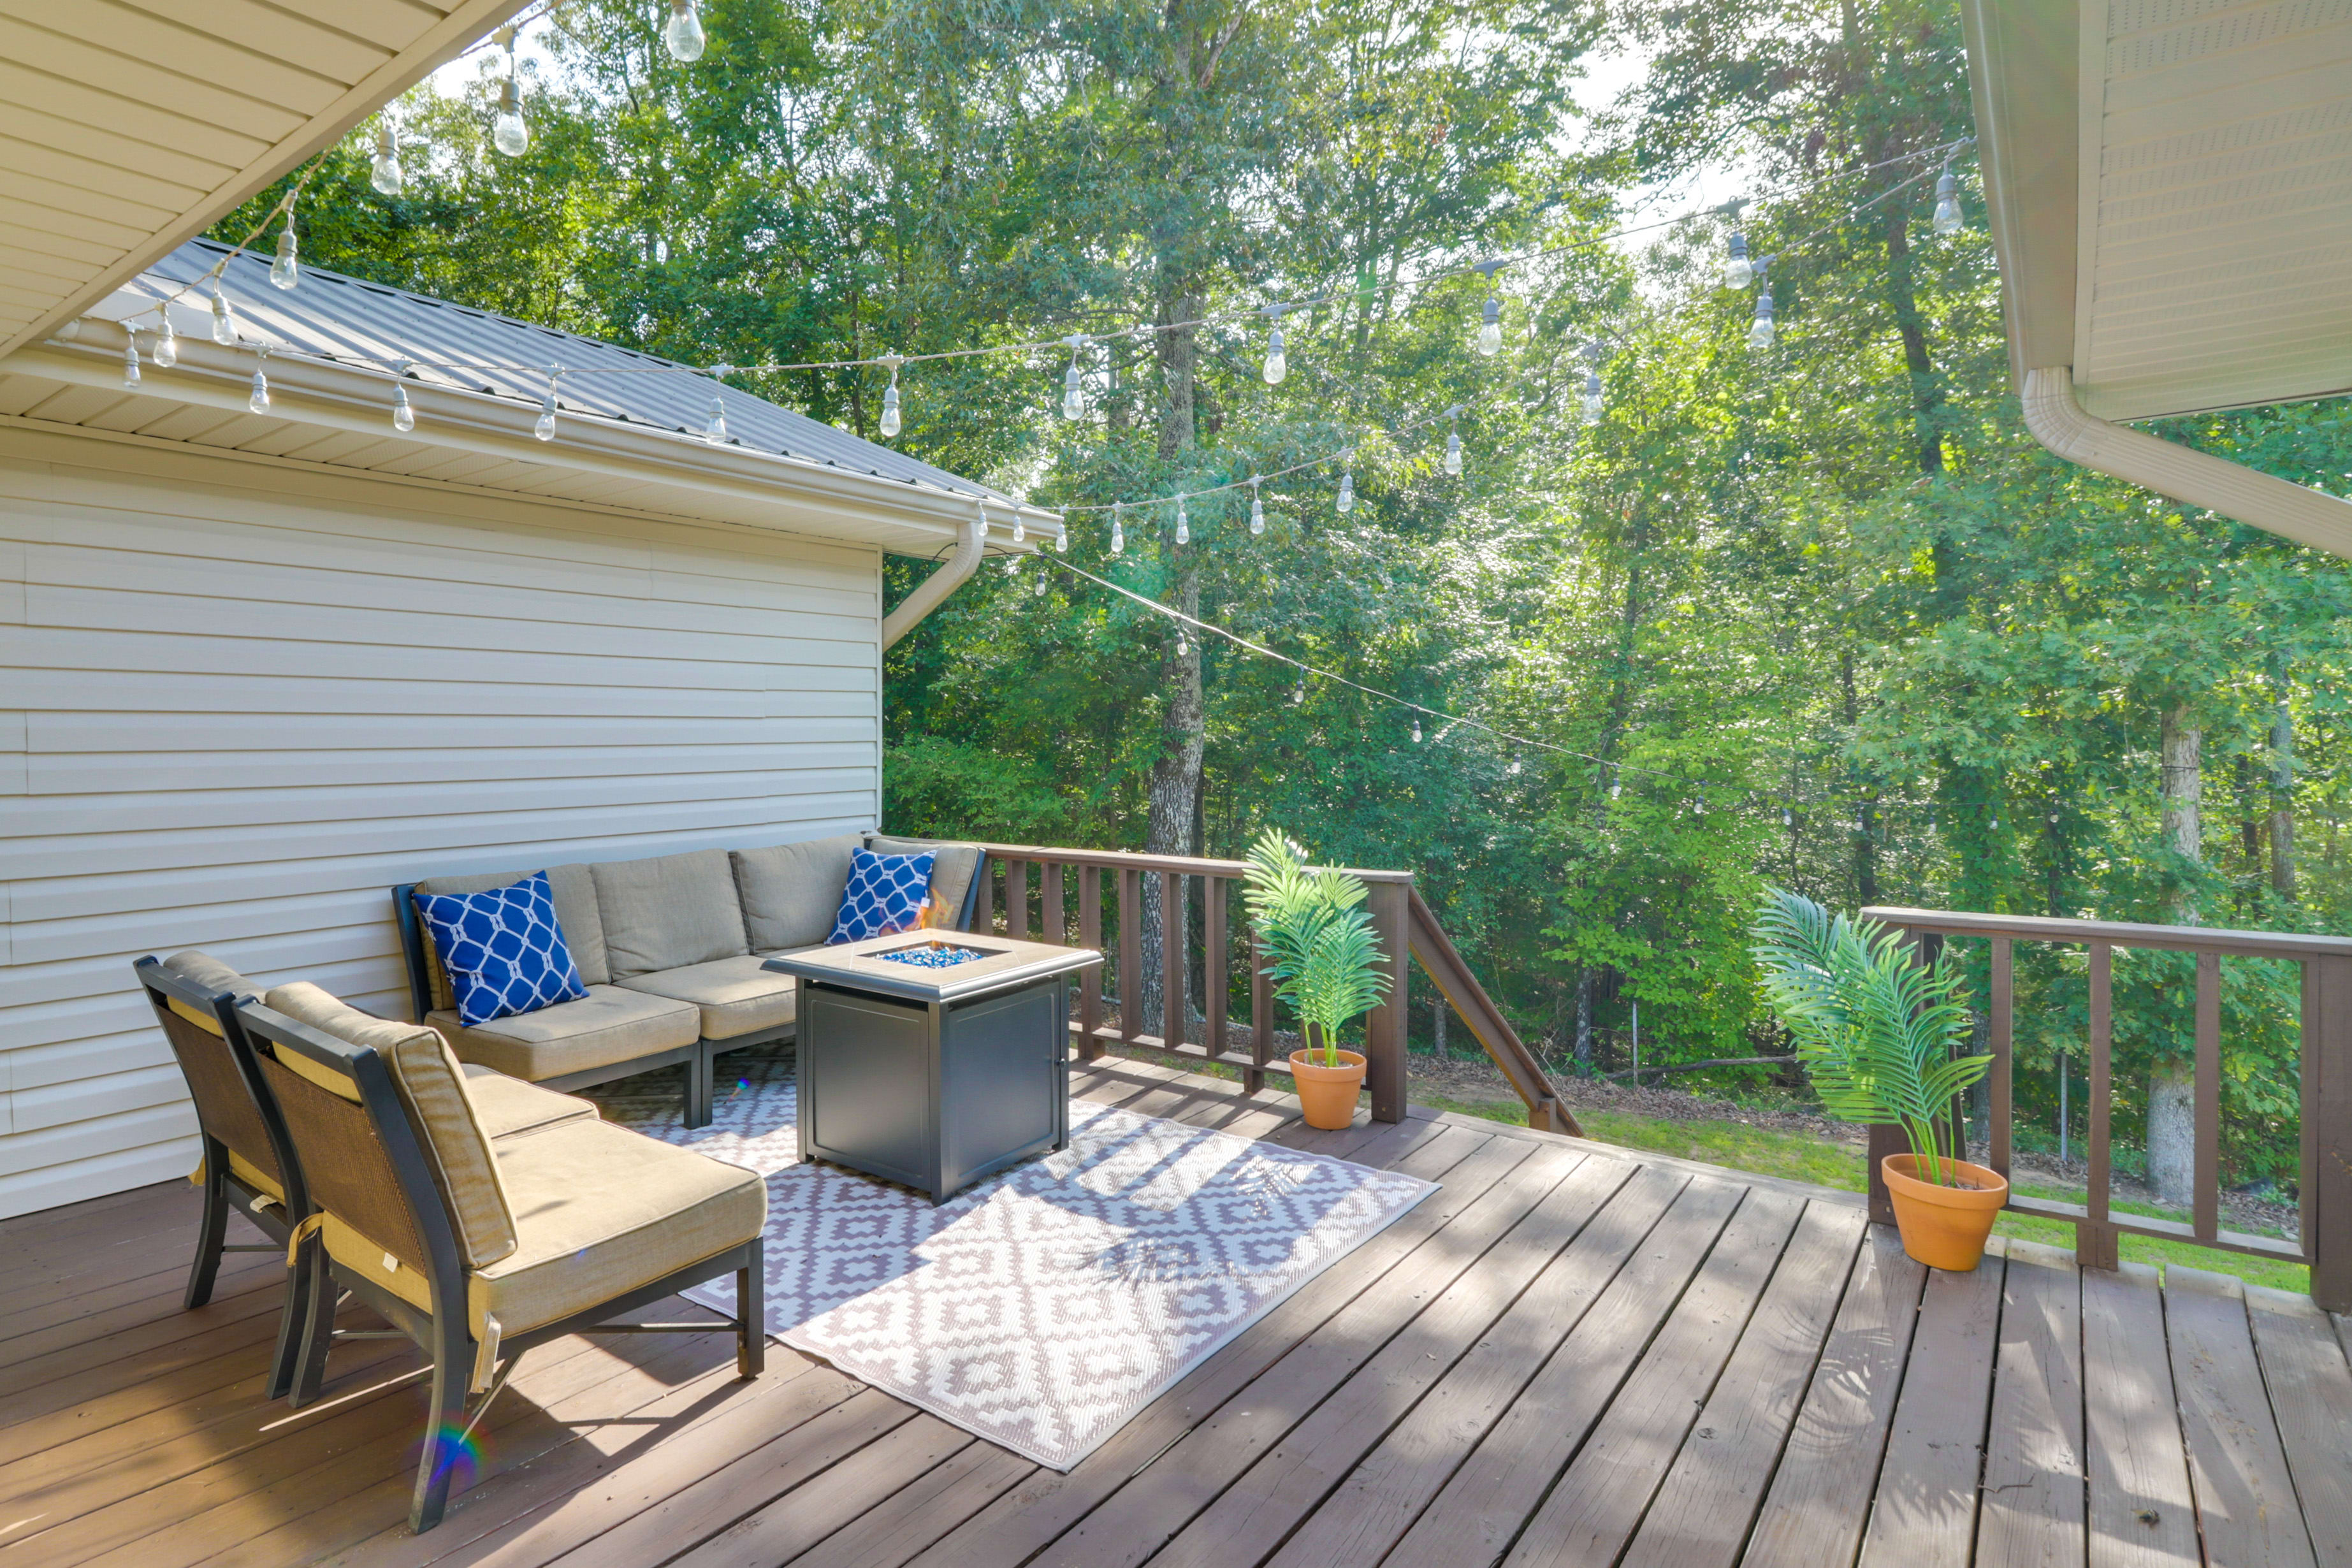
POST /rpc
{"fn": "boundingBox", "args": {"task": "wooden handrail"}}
[1406,889,1581,1136]
[1866,904,2351,1312]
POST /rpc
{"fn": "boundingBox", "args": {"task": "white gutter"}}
[2022,368,2352,561]
[882,510,989,648]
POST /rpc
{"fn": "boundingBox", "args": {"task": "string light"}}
[152,313,176,368]
[270,212,298,291]
[1412,715,1423,743]
[1747,258,1776,351]
[534,372,558,440]
[247,352,270,415]
[1443,412,1463,476]
[494,70,530,157]
[1477,297,1502,357]
[664,0,707,62]
[1110,502,1124,555]
[1249,477,1265,536]
[1337,462,1355,515]
[1012,511,1026,544]
[1509,753,1523,775]
[1175,628,1187,657]
[1261,310,1286,385]
[393,382,415,432]
[878,357,903,437]
[210,282,235,346]
[1061,337,1086,420]
[372,122,402,196]
[1723,229,1753,289]
[702,393,727,445]
[1291,676,1304,704]
[121,337,140,389]
[1933,164,1963,236]
[1174,496,1189,545]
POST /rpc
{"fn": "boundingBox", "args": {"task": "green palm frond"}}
[1241,827,1388,1066]
[1752,887,1991,1186]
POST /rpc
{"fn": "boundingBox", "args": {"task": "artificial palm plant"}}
[1242,829,1391,1067]
[1751,887,1992,1186]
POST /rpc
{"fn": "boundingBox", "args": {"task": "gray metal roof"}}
[124,238,1018,507]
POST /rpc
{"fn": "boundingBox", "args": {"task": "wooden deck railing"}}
[968,843,1580,1135]
[1866,906,2352,1310]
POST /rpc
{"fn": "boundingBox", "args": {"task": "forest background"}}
[231,0,2352,1198]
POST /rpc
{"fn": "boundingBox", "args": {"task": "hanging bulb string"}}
[112,157,328,343]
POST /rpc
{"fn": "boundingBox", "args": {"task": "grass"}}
[1418,1091,2312,1295]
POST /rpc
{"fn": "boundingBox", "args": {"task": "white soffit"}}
[1969,0,2352,422]
[0,0,533,360]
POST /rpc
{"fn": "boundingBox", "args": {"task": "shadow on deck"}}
[3,1054,2348,1567]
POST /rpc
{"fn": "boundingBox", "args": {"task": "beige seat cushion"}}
[867,836,983,927]
[412,863,611,1004]
[592,850,750,980]
[430,985,699,1082]
[461,1064,600,1140]
[321,1117,764,1339]
[615,956,797,1041]
[733,835,860,952]
[265,982,518,1269]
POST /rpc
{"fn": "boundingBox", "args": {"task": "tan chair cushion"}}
[733,835,860,952]
[461,1064,600,1140]
[867,836,982,927]
[413,863,611,1003]
[320,1117,764,1339]
[163,949,253,999]
[616,956,797,1041]
[591,850,750,980]
[266,983,518,1269]
[430,985,699,1082]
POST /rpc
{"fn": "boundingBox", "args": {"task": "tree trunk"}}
[1138,281,1203,1032]
[1573,971,1593,1073]
[1841,648,1878,903]
[2147,704,2202,1209]
[2270,689,2296,898]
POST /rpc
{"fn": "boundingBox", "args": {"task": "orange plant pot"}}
[1290,1049,1368,1131]
[1882,1153,2008,1272]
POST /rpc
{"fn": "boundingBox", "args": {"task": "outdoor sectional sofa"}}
[392,832,983,1128]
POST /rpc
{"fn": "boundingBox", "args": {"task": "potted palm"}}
[1243,829,1393,1129]
[1752,888,2005,1270]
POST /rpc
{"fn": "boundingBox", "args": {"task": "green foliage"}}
[1242,830,1393,1065]
[1752,888,1991,1184]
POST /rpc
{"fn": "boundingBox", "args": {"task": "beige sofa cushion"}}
[412,863,611,1005]
[616,955,797,1041]
[265,982,518,1269]
[461,1064,600,1140]
[733,834,860,952]
[430,985,699,1082]
[319,1116,764,1339]
[592,850,749,980]
[867,835,983,926]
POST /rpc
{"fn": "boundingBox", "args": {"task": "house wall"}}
[0,425,884,1219]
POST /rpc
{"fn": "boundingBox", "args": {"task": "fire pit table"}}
[761,933,1104,1203]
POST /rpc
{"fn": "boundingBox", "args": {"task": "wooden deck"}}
[6,1054,2351,1568]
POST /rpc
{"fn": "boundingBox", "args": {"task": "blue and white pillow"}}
[413,871,588,1027]
[827,848,938,944]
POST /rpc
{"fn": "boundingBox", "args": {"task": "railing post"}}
[1990,935,2013,1180]
[1001,859,1027,941]
[1205,876,1229,1068]
[1365,878,1409,1123]
[1249,920,1273,1096]
[1867,1125,1901,1228]
[2194,950,2221,1244]
[2081,941,2120,1271]
[1077,867,1103,1061]
[1117,868,1142,1045]
[1160,871,1184,1050]
[2308,954,2352,1311]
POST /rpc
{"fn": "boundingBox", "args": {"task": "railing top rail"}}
[1862,905,2352,960]
[971,841,1418,884]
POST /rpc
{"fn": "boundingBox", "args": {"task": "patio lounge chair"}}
[226,981,767,1534]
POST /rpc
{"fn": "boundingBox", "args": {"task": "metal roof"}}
[119,239,1019,508]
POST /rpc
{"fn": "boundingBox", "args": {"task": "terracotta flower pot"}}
[1882,1153,2008,1272]
[1291,1049,1368,1130]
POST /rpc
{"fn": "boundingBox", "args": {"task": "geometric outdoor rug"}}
[588,1047,1434,1469]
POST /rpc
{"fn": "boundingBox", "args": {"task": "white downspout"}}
[2022,367,2352,560]
[881,507,989,650]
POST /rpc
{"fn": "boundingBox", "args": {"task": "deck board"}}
[0,1056,2344,1568]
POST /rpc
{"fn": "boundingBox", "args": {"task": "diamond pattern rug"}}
[587,1049,1434,1469]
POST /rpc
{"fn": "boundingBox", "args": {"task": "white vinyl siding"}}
[0,428,883,1219]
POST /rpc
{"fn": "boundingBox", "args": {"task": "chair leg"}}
[685,1041,714,1129]
[264,1234,313,1402]
[287,1240,337,1408]
[184,1139,229,1310]
[736,1239,764,1379]
[409,1316,474,1535]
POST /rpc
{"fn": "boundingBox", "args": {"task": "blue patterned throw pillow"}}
[413,871,588,1027]
[828,848,938,944]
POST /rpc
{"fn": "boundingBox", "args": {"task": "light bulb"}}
[1034,569,1047,597]
[1723,231,1752,289]
[1261,322,1286,385]
[270,216,298,291]
[1337,468,1354,514]
[1782,808,1794,827]
[1747,287,1776,351]
[371,124,402,196]
[1581,370,1604,424]
[1412,716,1423,743]
[153,314,176,367]
[1477,297,1502,356]
[1933,170,1962,236]
[1062,359,1084,420]
[248,365,270,414]
[1609,779,1622,799]
[122,338,141,389]
[1175,629,1187,657]
[1509,755,1523,776]
[210,286,235,346]
[1249,484,1265,535]
[534,384,557,440]
[1012,514,1026,544]
[1054,528,1066,553]
[494,78,530,156]
[1110,504,1124,555]
[665,0,706,62]
[703,394,727,445]
[1444,430,1462,476]
[1174,497,1189,545]
[879,370,901,437]
[393,383,414,432]
[1291,678,1304,705]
